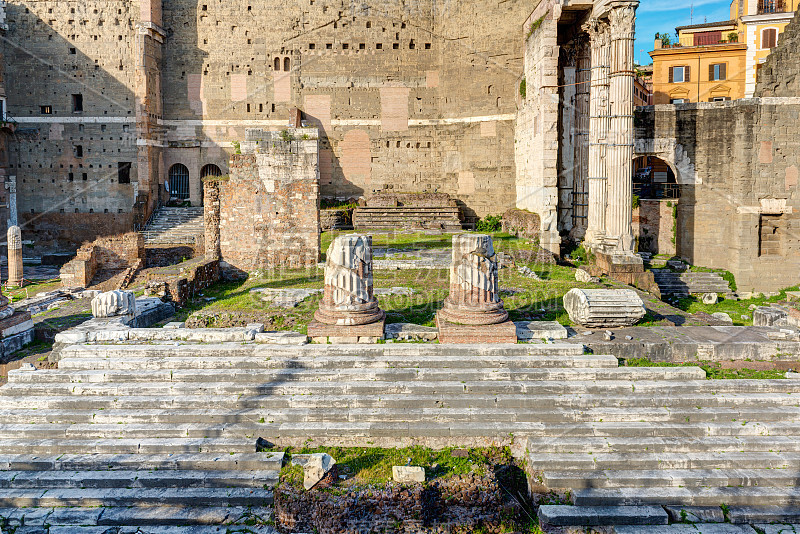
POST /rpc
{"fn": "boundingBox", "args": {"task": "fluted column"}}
[584,19,611,247]
[572,36,591,237]
[605,3,638,252]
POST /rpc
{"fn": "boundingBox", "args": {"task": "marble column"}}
[438,234,508,326]
[314,234,384,327]
[584,19,611,247]
[605,3,638,252]
[6,225,22,288]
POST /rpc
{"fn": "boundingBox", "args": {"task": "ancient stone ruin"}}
[437,234,517,343]
[6,225,23,288]
[563,288,646,328]
[308,234,385,343]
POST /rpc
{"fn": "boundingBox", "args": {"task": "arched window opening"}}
[633,156,680,200]
[274,57,281,71]
[168,164,190,200]
[200,164,222,179]
[283,57,291,71]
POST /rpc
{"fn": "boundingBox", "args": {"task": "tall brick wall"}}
[214,128,320,275]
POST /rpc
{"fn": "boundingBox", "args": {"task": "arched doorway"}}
[168,164,190,200]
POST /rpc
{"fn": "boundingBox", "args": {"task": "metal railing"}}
[758,0,787,14]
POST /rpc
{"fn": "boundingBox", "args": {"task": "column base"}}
[308,319,386,344]
[436,313,518,344]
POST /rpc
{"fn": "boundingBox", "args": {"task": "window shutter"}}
[685,65,691,82]
[720,63,727,80]
[669,67,674,83]
[709,64,715,81]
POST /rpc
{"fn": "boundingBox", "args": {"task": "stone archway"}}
[634,138,699,186]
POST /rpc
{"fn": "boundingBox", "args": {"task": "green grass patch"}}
[625,358,787,379]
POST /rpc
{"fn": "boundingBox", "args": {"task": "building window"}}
[40,105,53,114]
[74,145,83,158]
[669,65,690,83]
[710,96,730,102]
[710,63,727,81]
[670,98,687,104]
[283,57,290,71]
[0,98,5,121]
[762,28,778,49]
[72,93,83,113]
[118,162,131,184]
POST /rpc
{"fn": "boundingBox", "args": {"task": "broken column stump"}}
[436,234,517,343]
[6,226,23,288]
[308,234,385,343]
[563,288,646,328]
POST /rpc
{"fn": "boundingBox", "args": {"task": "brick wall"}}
[633,200,677,256]
[212,128,320,275]
[59,232,144,288]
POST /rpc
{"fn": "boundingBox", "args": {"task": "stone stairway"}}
[2,342,800,529]
[652,269,734,298]
[140,206,205,245]
[352,206,462,230]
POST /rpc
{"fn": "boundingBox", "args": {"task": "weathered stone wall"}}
[501,208,540,241]
[365,192,456,208]
[214,128,320,275]
[514,1,561,254]
[59,232,145,287]
[157,0,526,217]
[633,200,677,256]
[755,6,800,98]
[3,0,139,247]
[636,99,800,293]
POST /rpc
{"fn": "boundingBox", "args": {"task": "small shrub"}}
[632,194,640,210]
[526,16,545,39]
[280,130,294,143]
[476,215,502,233]
[519,78,527,99]
[232,141,241,155]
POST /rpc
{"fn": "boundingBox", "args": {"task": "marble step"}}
[2,421,799,441]
[8,366,706,383]
[0,438,259,455]
[57,342,589,360]
[538,504,668,526]
[0,506,273,529]
[541,468,800,489]
[0,452,284,472]
[4,405,794,425]
[0,487,273,508]
[524,435,800,454]
[4,378,796,397]
[525,452,800,471]
[0,469,278,489]
[4,392,799,410]
[572,486,800,507]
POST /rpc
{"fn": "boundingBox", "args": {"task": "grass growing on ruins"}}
[5,278,61,302]
[625,357,788,379]
[673,284,800,327]
[274,446,508,486]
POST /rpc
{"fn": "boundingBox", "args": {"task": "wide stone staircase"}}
[2,342,800,529]
[140,206,205,245]
[652,269,734,298]
[352,206,462,231]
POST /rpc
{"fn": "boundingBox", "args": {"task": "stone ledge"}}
[308,319,386,344]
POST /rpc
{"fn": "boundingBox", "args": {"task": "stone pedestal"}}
[563,288,645,328]
[310,234,385,343]
[6,225,23,288]
[437,234,516,343]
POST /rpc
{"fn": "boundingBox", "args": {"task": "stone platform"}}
[307,319,386,344]
[436,314,517,344]
[564,325,800,362]
[0,310,34,360]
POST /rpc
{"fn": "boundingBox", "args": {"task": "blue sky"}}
[635,0,733,65]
